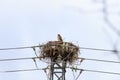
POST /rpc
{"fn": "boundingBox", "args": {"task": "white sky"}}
[0,0,120,80]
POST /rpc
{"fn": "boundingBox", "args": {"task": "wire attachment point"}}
[32,58,39,69]
[32,47,39,58]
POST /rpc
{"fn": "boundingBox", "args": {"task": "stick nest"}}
[40,41,79,64]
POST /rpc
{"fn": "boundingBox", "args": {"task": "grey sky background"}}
[0,0,120,80]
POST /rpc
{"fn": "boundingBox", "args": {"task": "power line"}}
[0,57,37,61]
[80,47,118,52]
[70,67,120,76]
[0,68,47,73]
[77,57,120,64]
[0,45,119,53]
[1,57,120,65]
[0,46,32,50]
[0,57,120,76]
[0,45,43,51]
[1,67,120,76]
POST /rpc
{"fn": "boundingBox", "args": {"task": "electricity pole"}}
[49,56,66,80]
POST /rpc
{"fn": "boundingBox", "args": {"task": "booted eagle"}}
[57,34,63,43]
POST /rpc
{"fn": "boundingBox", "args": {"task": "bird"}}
[57,34,63,42]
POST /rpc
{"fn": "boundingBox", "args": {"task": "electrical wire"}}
[0,45,119,52]
[0,68,47,73]
[1,57,120,65]
[0,57,38,61]
[1,67,120,76]
[70,67,120,75]
[0,45,43,51]
[74,69,83,80]
[80,47,119,52]
[77,57,120,64]
[102,0,120,36]
[0,57,120,76]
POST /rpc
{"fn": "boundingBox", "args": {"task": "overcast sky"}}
[0,0,120,80]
